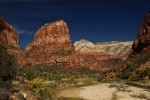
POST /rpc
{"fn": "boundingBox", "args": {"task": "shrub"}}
[130,67,150,81]
[28,77,44,91]
[108,53,150,80]
[37,87,56,100]
[0,44,17,82]
[28,77,56,99]
[0,88,9,100]
[117,70,131,79]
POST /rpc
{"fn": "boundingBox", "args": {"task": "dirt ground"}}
[57,83,150,100]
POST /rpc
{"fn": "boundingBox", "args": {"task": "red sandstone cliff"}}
[0,17,19,48]
[0,17,26,65]
[0,17,124,70]
[132,11,150,54]
[24,20,76,67]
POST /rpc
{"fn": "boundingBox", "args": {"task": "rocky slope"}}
[0,17,19,48]
[107,12,150,80]
[74,39,132,60]
[132,11,150,78]
[132,11,150,54]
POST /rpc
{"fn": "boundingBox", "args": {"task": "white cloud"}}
[14,25,32,35]
[17,29,32,35]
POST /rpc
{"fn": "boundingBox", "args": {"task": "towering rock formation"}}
[25,20,76,66]
[0,17,19,48]
[132,11,150,53]
[0,17,131,70]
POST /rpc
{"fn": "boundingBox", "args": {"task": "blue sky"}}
[0,0,150,48]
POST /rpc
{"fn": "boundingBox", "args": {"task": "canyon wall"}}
[0,17,132,70]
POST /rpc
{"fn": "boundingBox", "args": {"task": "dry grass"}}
[111,92,119,100]
[131,93,150,100]
[58,97,85,100]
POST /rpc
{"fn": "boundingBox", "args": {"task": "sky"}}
[0,0,150,48]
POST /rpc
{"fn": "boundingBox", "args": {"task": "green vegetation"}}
[106,54,150,81]
[0,45,17,82]
[0,44,17,99]
[16,63,100,99]
[21,63,100,81]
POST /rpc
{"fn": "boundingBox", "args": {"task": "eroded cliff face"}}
[0,17,19,48]
[24,20,76,66]
[75,52,121,71]
[73,39,128,70]
[132,12,150,53]
[0,17,130,70]
[26,20,73,52]
[0,17,26,65]
[74,39,132,60]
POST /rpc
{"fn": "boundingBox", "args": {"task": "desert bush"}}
[143,67,150,78]
[108,53,150,80]
[129,72,139,81]
[28,77,44,91]
[117,70,131,79]
[0,44,17,81]
[0,88,9,100]
[37,87,56,100]
[20,64,100,99]
[130,67,150,81]
[23,64,100,81]
[28,77,56,99]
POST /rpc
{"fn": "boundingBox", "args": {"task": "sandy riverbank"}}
[57,83,150,100]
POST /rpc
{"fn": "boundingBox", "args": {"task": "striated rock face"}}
[25,20,76,66]
[74,39,133,60]
[0,17,131,71]
[0,17,26,65]
[74,39,129,70]
[0,17,19,48]
[76,52,121,71]
[26,20,73,52]
[132,12,150,53]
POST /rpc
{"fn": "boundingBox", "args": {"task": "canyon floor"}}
[57,82,150,100]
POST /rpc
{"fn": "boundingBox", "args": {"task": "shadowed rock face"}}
[132,12,150,53]
[0,17,19,48]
